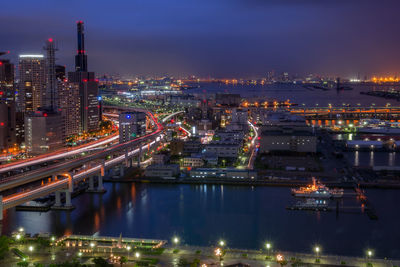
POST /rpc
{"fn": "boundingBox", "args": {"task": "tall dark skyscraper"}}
[44,38,58,110]
[75,21,88,72]
[0,52,16,151]
[68,21,99,133]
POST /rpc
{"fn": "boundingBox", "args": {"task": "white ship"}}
[291,178,344,198]
[358,119,400,135]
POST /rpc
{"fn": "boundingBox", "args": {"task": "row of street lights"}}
[171,236,374,260]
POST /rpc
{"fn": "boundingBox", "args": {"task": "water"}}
[188,82,400,107]
[2,183,400,259]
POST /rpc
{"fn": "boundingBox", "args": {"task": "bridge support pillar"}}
[0,196,3,221]
[65,191,73,208]
[88,176,94,191]
[119,165,125,177]
[137,145,142,168]
[54,191,62,207]
[125,148,129,167]
[96,175,106,193]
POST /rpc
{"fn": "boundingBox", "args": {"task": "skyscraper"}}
[68,21,99,132]
[75,21,87,72]
[44,38,58,110]
[58,80,80,137]
[0,53,16,151]
[18,54,46,112]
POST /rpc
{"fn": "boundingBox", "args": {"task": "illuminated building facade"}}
[118,112,146,143]
[18,54,46,112]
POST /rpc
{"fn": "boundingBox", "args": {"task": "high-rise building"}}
[0,56,15,101]
[58,81,80,137]
[44,38,58,110]
[55,65,66,81]
[75,21,87,72]
[68,21,99,132]
[25,110,64,155]
[118,112,146,143]
[18,54,46,112]
[0,54,16,151]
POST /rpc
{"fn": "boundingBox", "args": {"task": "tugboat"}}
[291,178,344,199]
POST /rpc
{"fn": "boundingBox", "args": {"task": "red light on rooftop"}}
[0,62,2,66]
[43,113,48,117]
[83,79,88,82]
[48,38,54,42]
[0,122,4,126]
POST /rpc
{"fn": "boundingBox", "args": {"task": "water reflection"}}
[354,151,359,166]
[369,151,374,167]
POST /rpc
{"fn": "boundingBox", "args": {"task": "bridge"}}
[0,108,183,220]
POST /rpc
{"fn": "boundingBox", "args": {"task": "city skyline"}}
[2,0,400,78]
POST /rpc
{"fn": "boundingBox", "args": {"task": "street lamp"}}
[127,245,131,259]
[28,246,34,252]
[135,252,140,259]
[90,242,95,256]
[265,242,271,256]
[15,234,21,241]
[173,237,179,245]
[219,240,225,247]
[18,227,24,232]
[367,250,373,259]
[314,246,320,258]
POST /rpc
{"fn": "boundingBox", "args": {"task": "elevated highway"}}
[0,108,184,219]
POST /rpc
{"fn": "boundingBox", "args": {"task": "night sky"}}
[1,0,400,78]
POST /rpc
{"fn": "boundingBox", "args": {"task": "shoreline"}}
[104,177,400,190]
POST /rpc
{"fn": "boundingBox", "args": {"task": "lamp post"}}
[367,250,373,260]
[173,237,179,246]
[127,245,131,259]
[90,242,95,256]
[265,242,271,256]
[219,240,225,247]
[315,246,320,258]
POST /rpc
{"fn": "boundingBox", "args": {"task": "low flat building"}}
[190,168,257,179]
[214,130,244,142]
[152,153,169,165]
[182,155,204,167]
[259,128,317,153]
[204,141,241,158]
[144,164,180,179]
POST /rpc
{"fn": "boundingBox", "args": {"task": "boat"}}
[287,198,330,211]
[291,178,344,198]
[357,119,400,135]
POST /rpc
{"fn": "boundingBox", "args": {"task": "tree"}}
[17,262,29,267]
[93,257,112,267]
[0,235,10,259]
[34,263,44,267]
[119,256,127,266]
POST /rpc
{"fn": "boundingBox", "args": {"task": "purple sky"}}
[1,0,400,78]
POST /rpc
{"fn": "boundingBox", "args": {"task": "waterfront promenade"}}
[3,234,399,266]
